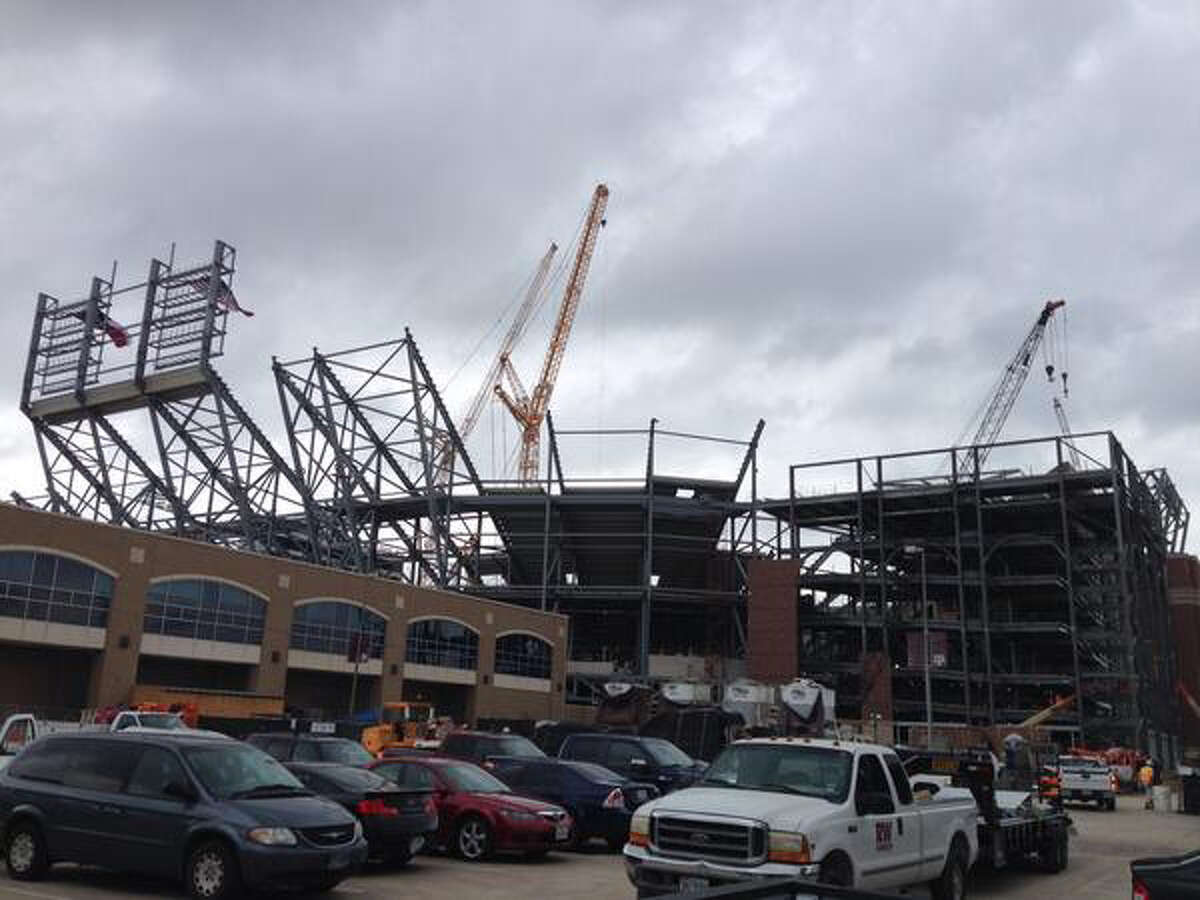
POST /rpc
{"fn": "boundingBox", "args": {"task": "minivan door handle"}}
[98,804,124,815]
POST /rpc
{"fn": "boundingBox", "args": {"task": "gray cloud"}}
[1,0,1198,531]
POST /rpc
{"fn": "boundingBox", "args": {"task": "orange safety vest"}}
[1138,766,1154,786]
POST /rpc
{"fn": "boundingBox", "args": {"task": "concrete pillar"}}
[89,544,152,707]
[250,573,290,697]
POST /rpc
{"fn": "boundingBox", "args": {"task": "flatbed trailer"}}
[903,747,1072,874]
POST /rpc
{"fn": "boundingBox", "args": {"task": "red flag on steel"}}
[183,276,255,317]
[71,309,129,347]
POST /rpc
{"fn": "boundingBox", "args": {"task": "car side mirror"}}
[912,781,941,797]
[164,780,199,803]
[856,791,895,816]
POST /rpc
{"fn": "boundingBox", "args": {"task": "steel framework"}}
[760,431,1188,747]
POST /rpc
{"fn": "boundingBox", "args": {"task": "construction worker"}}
[1138,760,1155,793]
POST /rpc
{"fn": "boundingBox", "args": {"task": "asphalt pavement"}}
[2,796,1196,900]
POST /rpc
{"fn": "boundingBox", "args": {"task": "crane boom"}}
[460,243,557,443]
[495,184,609,483]
[434,243,557,483]
[957,299,1065,473]
[1053,397,1081,468]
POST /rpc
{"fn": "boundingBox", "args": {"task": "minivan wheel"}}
[186,840,242,900]
[5,821,49,881]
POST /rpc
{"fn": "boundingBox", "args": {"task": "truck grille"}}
[652,814,766,865]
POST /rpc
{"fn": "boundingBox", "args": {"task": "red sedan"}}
[369,755,572,861]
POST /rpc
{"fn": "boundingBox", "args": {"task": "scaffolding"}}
[761,431,1189,746]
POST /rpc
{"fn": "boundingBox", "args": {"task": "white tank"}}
[722,678,776,729]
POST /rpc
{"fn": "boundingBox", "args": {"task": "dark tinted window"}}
[8,738,75,782]
[607,741,641,769]
[487,735,545,759]
[263,738,293,760]
[855,754,891,801]
[144,579,265,645]
[494,633,552,679]
[406,618,479,670]
[370,762,436,789]
[291,601,386,659]
[563,761,621,784]
[317,740,373,766]
[883,753,914,806]
[324,767,392,792]
[61,740,141,793]
[443,734,477,758]
[293,741,321,762]
[127,747,189,799]
[292,770,334,793]
[0,550,113,628]
[563,736,607,763]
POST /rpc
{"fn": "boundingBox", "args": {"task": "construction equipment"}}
[495,184,609,483]
[360,701,439,756]
[955,298,1066,473]
[435,243,558,482]
[1053,396,1082,468]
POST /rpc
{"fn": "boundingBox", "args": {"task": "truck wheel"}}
[930,838,968,900]
[818,853,853,887]
[4,819,49,881]
[1041,829,1068,874]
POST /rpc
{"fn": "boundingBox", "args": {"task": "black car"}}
[1132,851,1200,899]
[490,757,657,851]
[285,762,437,865]
[557,733,705,794]
[0,732,367,899]
[439,731,547,768]
[246,733,375,766]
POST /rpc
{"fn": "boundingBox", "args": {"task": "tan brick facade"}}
[0,503,567,723]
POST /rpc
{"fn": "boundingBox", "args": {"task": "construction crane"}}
[1052,397,1082,469]
[955,299,1065,473]
[434,243,558,482]
[496,183,609,483]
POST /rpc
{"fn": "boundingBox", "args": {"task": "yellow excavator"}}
[361,702,439,756]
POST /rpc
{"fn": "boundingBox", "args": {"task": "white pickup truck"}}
[1056,755,1117,810]
[624,738,979,899]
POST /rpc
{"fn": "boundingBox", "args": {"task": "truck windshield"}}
[700,744,853,803]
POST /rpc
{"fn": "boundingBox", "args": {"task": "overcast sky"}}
[2,1,1198,534]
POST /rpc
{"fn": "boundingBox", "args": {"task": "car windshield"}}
[440,762,511,793]
[184,744,309,799]
[492,736,545,759]
[642,738,693,767]
[136,714,185,729]
[565,762,621,783]
[319,740,374,766]
[700,744,853,803]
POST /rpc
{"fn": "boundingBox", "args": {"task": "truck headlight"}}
[247,827,298,846]
[628,812,650,847]
[767,831,811,864]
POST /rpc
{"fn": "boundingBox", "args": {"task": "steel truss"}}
[273,335,491,586]
[762,431,1187,747]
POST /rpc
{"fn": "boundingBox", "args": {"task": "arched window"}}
[406,618,478,670]
[291,601,386,659]
[0,550,113,628]
[144,579,266,645]
[495,633,552,679]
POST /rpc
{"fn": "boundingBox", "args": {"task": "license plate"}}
[679,877,709,893]
[554,822,569,841]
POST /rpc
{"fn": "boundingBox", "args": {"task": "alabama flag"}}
[72,309,129,347]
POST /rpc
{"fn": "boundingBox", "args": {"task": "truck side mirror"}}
[856,791,895,816]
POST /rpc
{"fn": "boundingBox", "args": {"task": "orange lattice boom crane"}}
[496,183,609,483]
[435,242,558,482]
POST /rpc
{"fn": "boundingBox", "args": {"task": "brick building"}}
[0,503,568,725]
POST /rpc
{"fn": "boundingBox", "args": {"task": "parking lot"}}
[2,796,1194,900]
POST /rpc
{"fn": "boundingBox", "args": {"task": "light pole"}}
[904,544,933,746]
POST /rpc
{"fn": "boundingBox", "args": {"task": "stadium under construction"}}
[7,238,1198,758]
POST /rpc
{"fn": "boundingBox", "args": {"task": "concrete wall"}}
[0,503,568,724]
